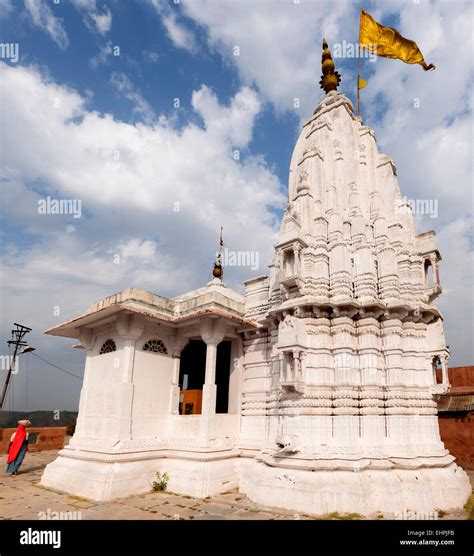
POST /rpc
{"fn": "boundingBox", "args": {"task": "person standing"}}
[6,419,31,475]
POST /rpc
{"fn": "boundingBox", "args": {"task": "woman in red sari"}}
[6,420,31,475]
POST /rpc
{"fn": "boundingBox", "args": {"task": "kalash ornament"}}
[212,226,224,278]
[212,256,223,279]
[319,38,341,94]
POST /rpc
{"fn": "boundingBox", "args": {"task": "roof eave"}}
[45,303,257,340]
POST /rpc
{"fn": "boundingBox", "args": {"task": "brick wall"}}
[438,412,474,469]
[448,366,474,387]
[0,427,67,453]
[437,366,474,470]
[436,366,474,387]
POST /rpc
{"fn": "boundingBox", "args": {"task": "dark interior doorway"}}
[179,340,206,391]
[178,339,231,414]
[216,341,231,414]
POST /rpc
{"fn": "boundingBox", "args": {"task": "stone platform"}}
[1,451,472,521]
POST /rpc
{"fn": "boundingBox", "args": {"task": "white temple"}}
[41,42,470,516]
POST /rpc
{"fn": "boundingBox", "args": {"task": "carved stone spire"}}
[319,38,341,94]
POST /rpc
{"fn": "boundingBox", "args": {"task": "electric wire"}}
[30,352,83,380]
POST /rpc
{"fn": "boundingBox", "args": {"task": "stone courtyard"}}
[1,451,472,521]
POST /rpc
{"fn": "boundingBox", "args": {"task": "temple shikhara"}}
[41,42,470,515]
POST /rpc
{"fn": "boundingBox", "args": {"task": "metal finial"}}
[319,38,341,94]
[212,226,224,279]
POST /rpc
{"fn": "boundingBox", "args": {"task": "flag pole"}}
[357,7,362,118]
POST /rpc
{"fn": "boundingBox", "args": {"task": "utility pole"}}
[0,323,35,409]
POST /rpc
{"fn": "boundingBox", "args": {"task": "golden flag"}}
[360,9,435,71]
[358,77,368,89]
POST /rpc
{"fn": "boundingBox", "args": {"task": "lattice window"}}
[142,339,168,354]
[99,339,116,354]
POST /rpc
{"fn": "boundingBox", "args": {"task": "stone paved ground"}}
[0,451,472,521]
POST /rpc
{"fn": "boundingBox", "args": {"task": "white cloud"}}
[71,0,112,35]
[90,8,111,34]
[436,218,474,366]
[0,59,283,318]
[148,0,197,53]
[24,0,69,49]
[118,238,157,260]
[143,49,159,64]
[192,85,261,149]
[110,71,155,123]
[161,10,196,53]
[89,40,113,69]
[179,0,353,114]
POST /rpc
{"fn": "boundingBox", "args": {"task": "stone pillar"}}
[430,253,439,288]
[202,340,219,416]
[115,314,145,440]
[71,356,90,440]
[441,354,450,387]
[170,335,188,415]
[278,352,285,383]
[228,338,242,414]
[293,350,302,381]
[293,242,302,277]
[170,356,181,415]
[72,330,96,441]
[435,261,441,289]
[199,319,225,440]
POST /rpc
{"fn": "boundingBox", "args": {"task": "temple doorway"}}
[179,340,205,415]
[178,340,232,414]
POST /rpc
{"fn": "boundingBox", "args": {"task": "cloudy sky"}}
[0,0,472,412]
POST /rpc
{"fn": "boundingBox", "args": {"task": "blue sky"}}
[0,0,472,412]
